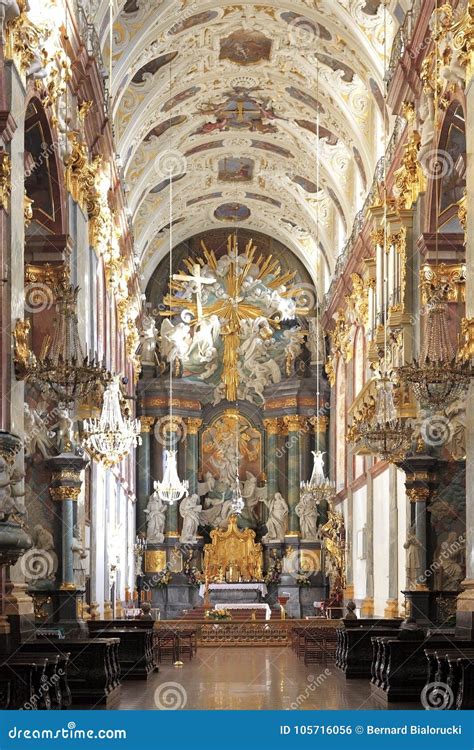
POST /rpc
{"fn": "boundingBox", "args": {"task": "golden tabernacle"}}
[203,515,263,582]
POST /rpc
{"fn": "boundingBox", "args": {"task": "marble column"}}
[48,454,88,631]
[282,416,303,537]
[185,418,202,497]
[385,465,400,617]
[457,69,474,637]
[136,417,154,537]
[360,468,374,616]
[263,418,279,523]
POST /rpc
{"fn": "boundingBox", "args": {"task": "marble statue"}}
[200,493,233,529]
[179,493,202,543]
[71,525,87,589]
[140,314,158,364]
[144,483,166,544]
[197,471,215,498]
[296,491,318,540]
[435,532,465,591]
[417,89,435,175]
[261,492,288,542]
[0,1,20,37]
[308,317,327,364]
[241,471,258,520]
[52,408,74,453]
[404,525,423,589]
[0,457,26,524]
[160,318,191,365]
[283,328,303,376]
[187,315,219,365]
[24,403,54,459]
[23,524,58,583]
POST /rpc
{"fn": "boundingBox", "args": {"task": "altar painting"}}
[201,412,262,486]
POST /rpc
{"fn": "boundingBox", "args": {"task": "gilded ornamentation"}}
[392,132,426,211]
[13,319,35,379]
[458,317,474,362]
[144,550,167,573]
[0,152,11,211]
[139,416,155,433]
[65,134,95,213]
[263,418,279,436]
[458,191,467,236]
[4,0,43,75]
[331,311,353,362]
[282,415,305,433]
[49,486,81,502]
[325,355,336,386]
[203,515,263,581]
[310,415,329,434]
[346,273,368,326]
[24,192,33,227]
[389,226,407,313]
[407,487,431,503]
[186,418,203,435]
[420,263,466,305]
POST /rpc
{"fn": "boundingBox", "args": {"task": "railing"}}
[385,0,427,90]
[74,1,109,115]
[324,115,406,310]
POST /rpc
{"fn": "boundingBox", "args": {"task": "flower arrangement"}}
[205,608,232,620]
[156,570,172,588]
[264,552,282,585]
[296,571,311,587]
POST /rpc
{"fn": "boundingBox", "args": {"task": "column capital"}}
[185,417,202,435]
[263,417,279,435]
[310,415,329,433]
[407,487,431,503]
[140,416,155,433]
[47,455,88,502]
[282,415,306,433]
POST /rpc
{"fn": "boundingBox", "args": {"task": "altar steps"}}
[181,606,282,621]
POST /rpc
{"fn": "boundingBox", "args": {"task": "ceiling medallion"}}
[229,76,259,90]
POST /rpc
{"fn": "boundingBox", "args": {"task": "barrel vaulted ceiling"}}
[92,1,398,291]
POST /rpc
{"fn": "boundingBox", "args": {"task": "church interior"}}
[0,0,473,712]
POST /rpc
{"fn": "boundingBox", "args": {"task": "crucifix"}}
[172,263,215,321]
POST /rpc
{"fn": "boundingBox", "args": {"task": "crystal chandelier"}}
[83,376,141,467]
[26,280,107,404]
[156,449,188,505]
[398,287,472,408]
[358,373,411,461]
[301,450,336,504]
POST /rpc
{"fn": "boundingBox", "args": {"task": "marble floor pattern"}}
[117,647,421,710]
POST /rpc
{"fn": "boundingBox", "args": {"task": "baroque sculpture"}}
[145,483,167,544]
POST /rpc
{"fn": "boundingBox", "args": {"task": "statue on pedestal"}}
[0,457,27,524]
[179,493,202,543]
[145,483,166,544]
[261,492,288,542]
[296,491,318,540]
[404,525,423,589]
[71,525,87,589]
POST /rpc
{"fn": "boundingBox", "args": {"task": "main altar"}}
[136,231,345,620]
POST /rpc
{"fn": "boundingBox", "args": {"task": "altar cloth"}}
[198,582,268,598]
[212,602,272,620]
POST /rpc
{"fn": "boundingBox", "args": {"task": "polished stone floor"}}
[117,647,420,710]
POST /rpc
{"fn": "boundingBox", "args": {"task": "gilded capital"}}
[263,418,280,436]
[407,487,430,503]
[50,486,81,502]
[282,415,305,433]
[310,415,329,434]
[186,418,203,435]
[140,416,155,433]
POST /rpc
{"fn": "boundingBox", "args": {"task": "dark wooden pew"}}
[87,626,155,680]
[27,638,121,708]
[336,619,402,678]
[0,656,50,709]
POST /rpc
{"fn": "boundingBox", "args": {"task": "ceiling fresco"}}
[91,0,398,292]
